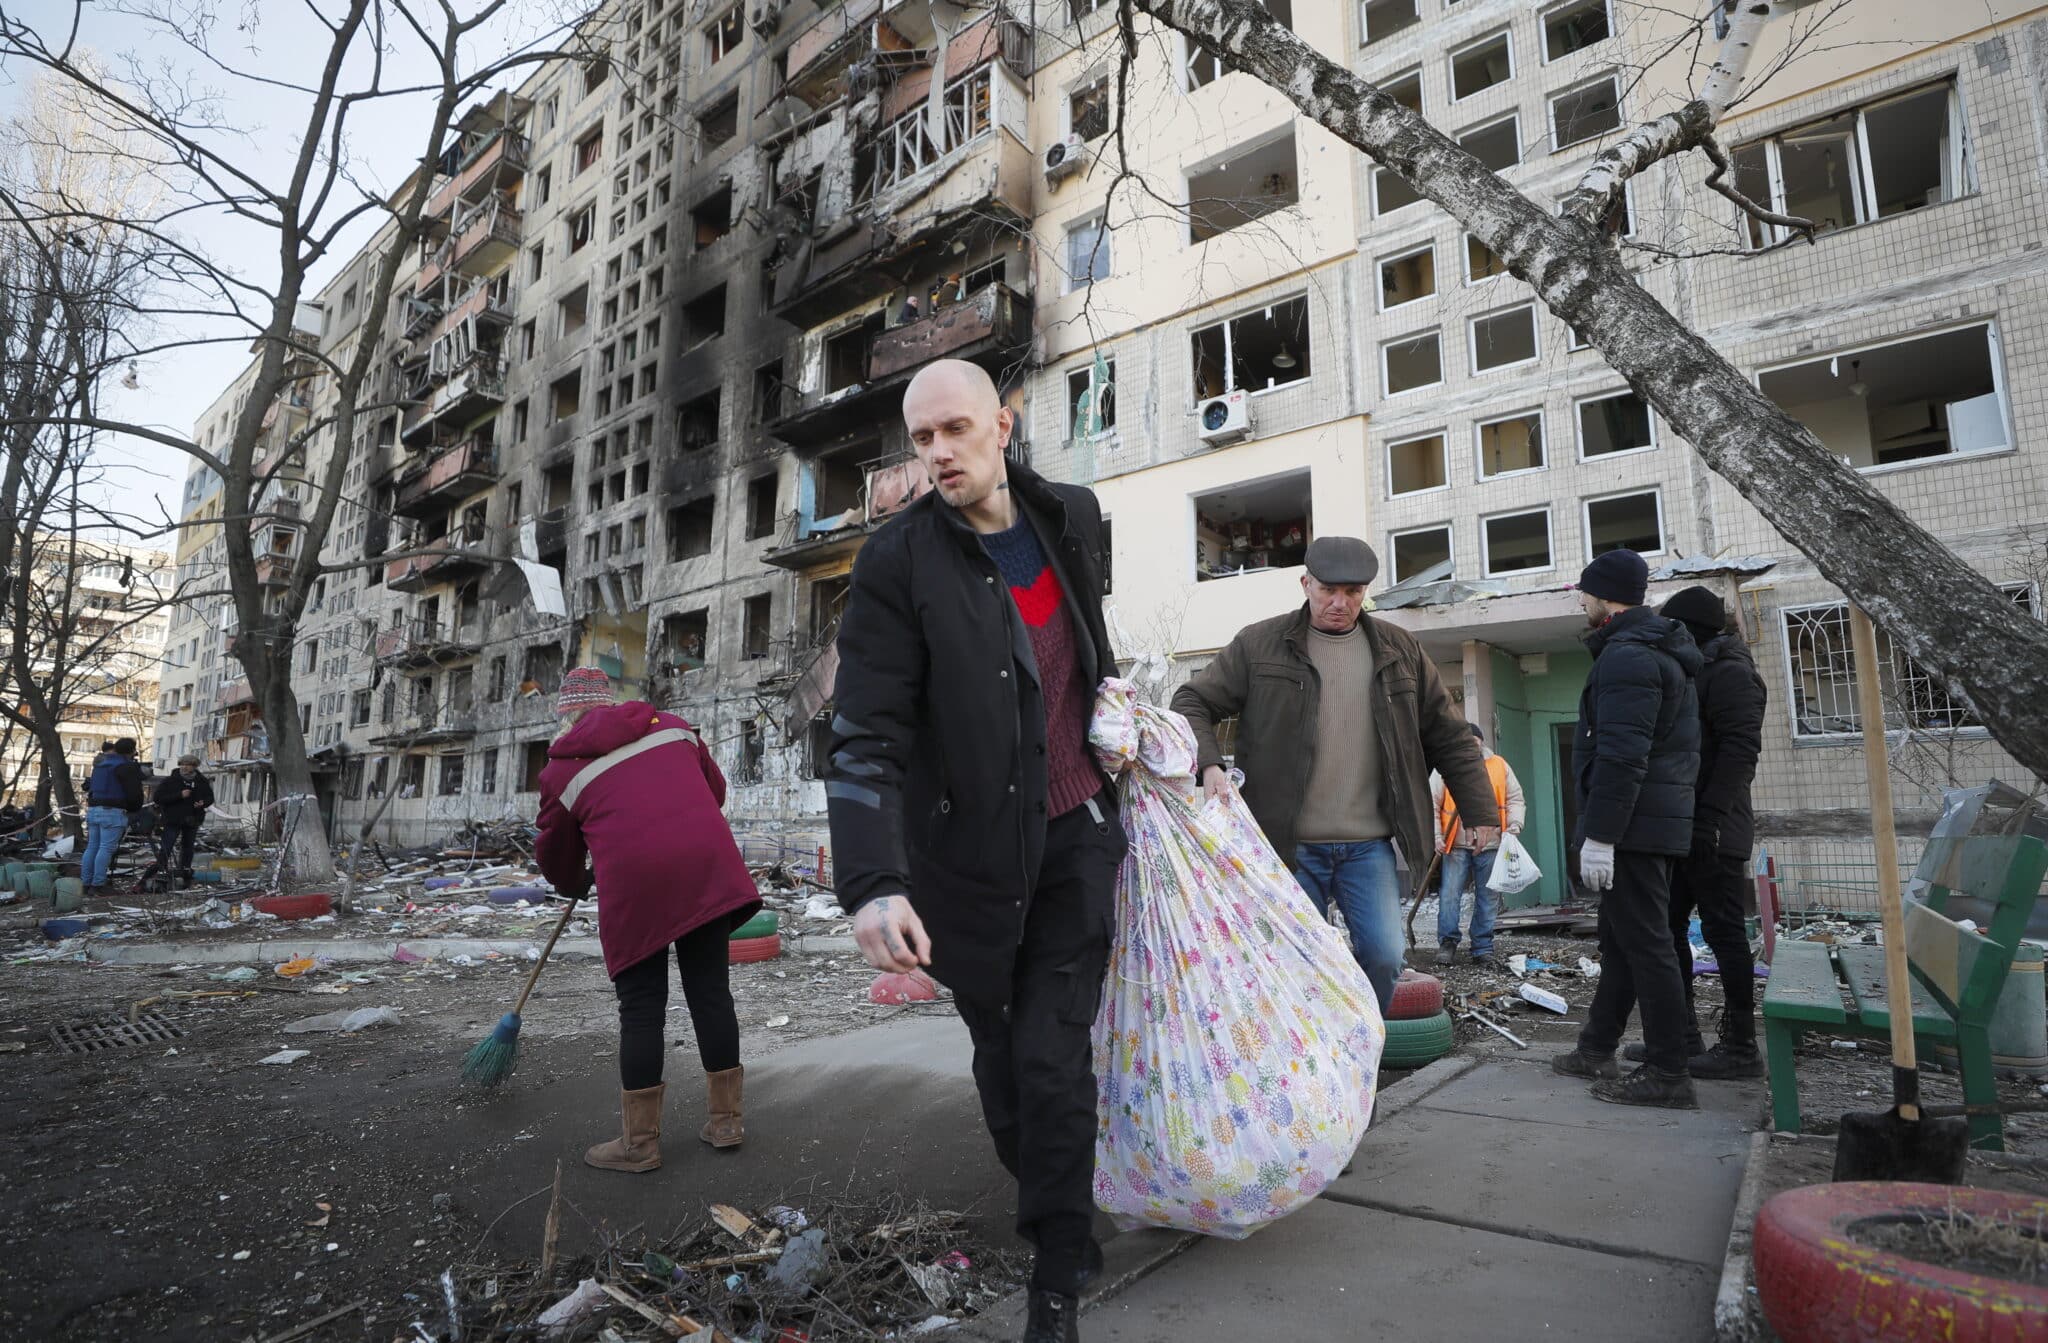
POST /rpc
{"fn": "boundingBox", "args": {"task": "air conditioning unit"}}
[748,0,784,39]
[1195,389,1252,448]
[1044,135,1087,184]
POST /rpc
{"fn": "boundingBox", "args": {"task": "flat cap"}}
[1305,536,1379,587]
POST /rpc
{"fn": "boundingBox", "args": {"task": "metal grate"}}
[49,1012,186,1055]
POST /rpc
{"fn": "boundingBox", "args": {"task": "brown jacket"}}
[1171,606,1499,888]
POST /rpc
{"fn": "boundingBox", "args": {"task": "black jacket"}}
[154,771,215,827]
[825,462,1118,1008]
[1691,632,1766,857]
[1574,606,1702,856]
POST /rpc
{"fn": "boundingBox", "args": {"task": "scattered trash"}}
[308,1202,332,1228]
[1577,956,1601,979]
[274,955,318,978]
[1517,983,1569,1015]
[283,1006,402,1034]
[392,946,426,963]
[232,1250,250,1261]
[258,1049,311,1065]
[765,1015,790,1029]
[1832,1039,1860,1051]
[764,1229,831,1292]
[209,967,260,982]
[638,1251,684,1283]
[767,1206,809,1233]
[1507,954,1526,976]
[535,1279,607,1336]
[901,1258,954,1309]
[910,1317,955,1334]
[41,918,89,941]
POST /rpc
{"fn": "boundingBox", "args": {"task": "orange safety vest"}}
[1440,754,1511,849]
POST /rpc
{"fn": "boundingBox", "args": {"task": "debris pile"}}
[750,861,849,935]
[441,1197,1026,1341]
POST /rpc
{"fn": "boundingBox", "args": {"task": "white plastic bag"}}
[1088,680,1384,1240]
[1485,832,1541,896]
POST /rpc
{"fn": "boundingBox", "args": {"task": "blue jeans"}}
[1437,846,1499,956]
[1292,839,1403,1015]
[83,805,130,886]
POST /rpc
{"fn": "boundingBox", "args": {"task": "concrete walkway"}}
[1086,1054,1765,1342]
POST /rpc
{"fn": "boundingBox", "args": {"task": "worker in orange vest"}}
[1432,723,1526,967]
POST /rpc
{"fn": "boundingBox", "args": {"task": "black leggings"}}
[613,920,741,1089]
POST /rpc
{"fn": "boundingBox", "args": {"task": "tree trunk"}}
[1133,0,2048,785]
[246,639,336,883]
[35,727,81,842]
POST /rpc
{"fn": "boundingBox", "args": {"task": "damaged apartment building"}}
[178,0,1044,848]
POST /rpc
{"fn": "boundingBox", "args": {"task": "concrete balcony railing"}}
[448,199,521,277]
[252,552,295,587]
[426,129,528,221]
[395,436,497,517]
[869,282,1030,380]
[383,522,491,592]
[373,618,483,669]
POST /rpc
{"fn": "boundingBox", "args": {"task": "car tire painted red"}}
[251,892,334,921]
[727,933,782,964]
[1387,970,1445,1021]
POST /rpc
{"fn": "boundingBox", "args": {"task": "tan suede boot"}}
[700,1066,744,1148]
[584,1084,664,1172]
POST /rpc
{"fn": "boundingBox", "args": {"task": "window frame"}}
[1188,293,1314,402]
[1474,408,1546,480]
[1540,0,1613,64]
[1376,242,1436,312]
[1464,233,1509,285]
[1388,521,1455,584]
[1548,72,1622,151]
[1456,112,1522,172]
[1065,214,1112,291]
[1386,430,1451,499]
[1381,328,1444,397]
[1574,387,1658,461]
[1580,487,1667,560]
[1066,358,1118,441]
[1469,302,1540,375]
[1480,505,1556,578]
[1448,30,1514,103]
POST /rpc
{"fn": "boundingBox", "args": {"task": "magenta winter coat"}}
[535,701,760,977]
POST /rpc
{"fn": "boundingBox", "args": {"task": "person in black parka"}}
[1552,549,1704,1109]
[152,754,215,882]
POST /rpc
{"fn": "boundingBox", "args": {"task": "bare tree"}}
[1113,0,2048,785]
[0,2,595,879]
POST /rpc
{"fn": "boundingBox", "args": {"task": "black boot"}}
[1023,1289,1080,1343]
[1590,1065,1699,1110]
[1688,1039,1763,1080]
[1551,1048,1620,1080]
[1625,1027,1704,1064]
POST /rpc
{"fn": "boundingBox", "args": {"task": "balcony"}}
[771,128,1034,327]
[384,523,492,592]
[402,294,442,340]
[252,551,294,587]
[215,679,256,710]
[448,197,522,277]
[373,618,483,670]
[426,129,529,221]
[400,351,510,440]
[785,0,907,107]
[770,284,1032,450]
[395,437,497,517]
[370,698,479,746]
[432,282,513,342]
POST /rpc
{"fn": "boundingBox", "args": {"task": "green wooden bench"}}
[1762,831,2048,1151]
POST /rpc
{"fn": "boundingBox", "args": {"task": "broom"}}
[462,893,583,1088]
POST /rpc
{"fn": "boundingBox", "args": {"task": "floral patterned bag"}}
[1088,678,1385,1239]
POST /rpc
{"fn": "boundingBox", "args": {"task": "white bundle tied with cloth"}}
[1088,678,1385,1238]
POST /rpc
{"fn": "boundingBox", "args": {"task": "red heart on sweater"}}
[1009,566,1065,626]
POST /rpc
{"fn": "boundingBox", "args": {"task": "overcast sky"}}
[1,1,560,547]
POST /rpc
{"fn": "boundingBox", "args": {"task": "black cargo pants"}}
[953,790,1126,1297]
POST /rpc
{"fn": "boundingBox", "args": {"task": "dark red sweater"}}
[981,518,1098,817]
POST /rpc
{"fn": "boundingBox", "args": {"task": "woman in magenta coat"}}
[535,667,761,1173]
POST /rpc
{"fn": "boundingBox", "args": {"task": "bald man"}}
[828,359,1122,1343]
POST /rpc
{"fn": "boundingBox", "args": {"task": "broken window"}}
[1730,80,1971,249]
[667,497,715,560]
[752,361,786,424]
[824,321,875,393]
[1482,508,1553,576]
[1065,216,1111,290]
[1190,294,1312,400]
[1550,74,1621,149]
[691,185,732,249]
[1466,234,1509,282]
[1783,586,2034,739]
[523,740,550,791]
[705,6,742,64]
[1382,331,1442,395]
[1584,490,1664,557]
[809,574,850,645]
[1364,0,1419,45]
[1471,304,1537,372]
[1067,359,1117,439]
[1374,167,1422,215]
[1458,115,1520,172]
[488,656,507,700]
[738,720,765,783]
[1758,324,2009,470]
[1451,32,1512,101]
[480,748,499,794]
[697,93,738,155]
[1390,524,1452,584]
[1577,389,1655,458]
[1477,411,1544,478]
[438,754,465,796]
[1544,0,1611,61]
[944,66,994,148]
[397,755,426,796]
[1186,0,1291,86]
[523,644,564,694]
[1069,0,1111,22]
[351,689,372,726]
[741,593,772,660]
[811,449,866,521]
[1193,470,1312,581]
[1387,433,1447,496]
[1187,132,1299,243]
[575,128,604,175]
[745,475,778,540]
[1069,78,1110,142]
[661,609,710,668]
[550,371,582,421]
[1379,245,1434,310]
[678,389,720,450]
[557,284,588,337]
[682,284,726,345]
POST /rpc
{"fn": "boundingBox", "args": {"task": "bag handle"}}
[559,727,698,812]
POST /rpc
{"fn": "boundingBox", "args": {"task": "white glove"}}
[1579,839,1616,892]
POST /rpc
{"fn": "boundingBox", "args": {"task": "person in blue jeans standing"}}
[1433,723,1527,967]
[1172,537,1501,1015]
[82,737,146,894]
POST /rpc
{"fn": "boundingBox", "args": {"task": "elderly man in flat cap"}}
[1173,536,1499,1014]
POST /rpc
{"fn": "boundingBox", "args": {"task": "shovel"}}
[1830,607,1970,1184]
